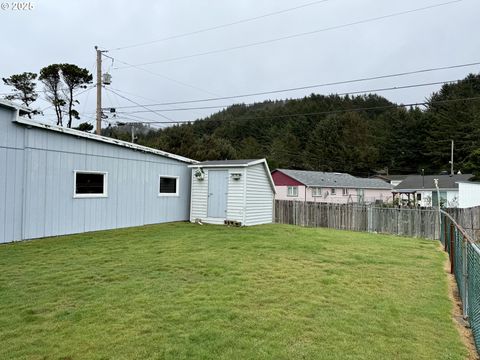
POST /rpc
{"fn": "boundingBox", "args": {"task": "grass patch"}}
[0,223,467,359]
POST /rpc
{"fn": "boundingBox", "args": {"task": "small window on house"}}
[312,187,322,197]
[74,171,107,198]
[159,176,179,196]
[416,193,422,201]
[331,188,336,195]
[287,186,298,197]
[342,188,349,196]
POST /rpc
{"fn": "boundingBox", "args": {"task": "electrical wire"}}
[104,87,173,121]
[104,95,480,125]
[110,61,480,109]
[40,84,97,112]
[115,0,464,68]
[109,0,333,51]
[111,58,220,97]
[111,79,462,114]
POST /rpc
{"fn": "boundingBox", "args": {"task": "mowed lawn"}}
[0,223,467,360]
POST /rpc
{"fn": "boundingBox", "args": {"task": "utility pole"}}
[450,140,454,175]
[95,46,102,135]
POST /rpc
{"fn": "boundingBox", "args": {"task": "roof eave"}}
[14,117,198,164]
[190,159,277,194]
[0,99,31,114]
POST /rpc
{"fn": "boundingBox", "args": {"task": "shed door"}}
[207,170,228,218]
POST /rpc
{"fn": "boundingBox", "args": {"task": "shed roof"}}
[393,174,474,192]
[190,159,276,193]
[191,159,263,167]
[274,169,393,189]
[13,117,197,164]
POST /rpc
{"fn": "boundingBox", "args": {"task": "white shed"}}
[189,159,276,226]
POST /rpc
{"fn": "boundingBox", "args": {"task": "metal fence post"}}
[450,223,455,274]
[463,238,469,319]
[444,216,448,251]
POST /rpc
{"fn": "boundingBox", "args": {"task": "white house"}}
[393,174,474,207]
[458,181,480,208]
[189,159,276,226]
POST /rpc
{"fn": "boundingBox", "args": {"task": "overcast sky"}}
[1,0,478,128]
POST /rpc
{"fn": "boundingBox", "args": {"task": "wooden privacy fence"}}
[275,200,440,239]
[446,206,480,242]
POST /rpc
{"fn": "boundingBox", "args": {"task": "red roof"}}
[271,170,304,186]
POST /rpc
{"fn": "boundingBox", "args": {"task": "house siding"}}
[395,189,459,207]
[190,168,208,222]
[458,183,480,208]
[190,167,247,225]
[226,168,246,223]
[0,107,191,244]
[274,185,392,204]
[0,107,25,243]
[245,164,274,226]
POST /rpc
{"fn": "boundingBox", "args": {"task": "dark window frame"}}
[74,171,108,198]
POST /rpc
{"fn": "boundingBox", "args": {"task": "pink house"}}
[272,169,393,204]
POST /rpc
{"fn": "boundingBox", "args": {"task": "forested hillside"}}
[105,74,480,177]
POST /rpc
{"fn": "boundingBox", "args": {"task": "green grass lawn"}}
[0,223,467,360]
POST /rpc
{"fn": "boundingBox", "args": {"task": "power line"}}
[112,58,220,97]
[111,61,480,109]
[104,87,173,121]
[40,84,97,112]
[105,95,480,126]
[111,79,462,114]
[115,0,463,68]
[109,0,333,51]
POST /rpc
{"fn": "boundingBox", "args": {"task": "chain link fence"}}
[440,210,480,354]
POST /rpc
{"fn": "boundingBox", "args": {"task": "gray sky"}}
[1,0,478,128]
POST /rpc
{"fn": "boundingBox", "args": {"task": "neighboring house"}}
[371,174,408,187]
[271,169,393,204]
[0,99,197,244]
[457,181,480,208]
[393,174,474,207]
[189,159,275,226]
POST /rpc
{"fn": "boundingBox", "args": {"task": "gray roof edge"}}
[14,117,198,164]
[190,159,276,193]
[189,159,263,167]
[393,188,459,192]
[0,99,31,113]
[274,169,392,189]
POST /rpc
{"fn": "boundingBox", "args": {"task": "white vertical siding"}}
[0,107,25,243]
[245,163,274,226]
[190,164,273,226]
[226,168,246,223]
[459,183,480,208]
[190,168,208,221]
[190,167,246,224]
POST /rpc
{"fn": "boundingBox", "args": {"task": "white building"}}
[393,174,474,207]
[0,99,196,244]
[458,181,480,208]
[189,159,276,226]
